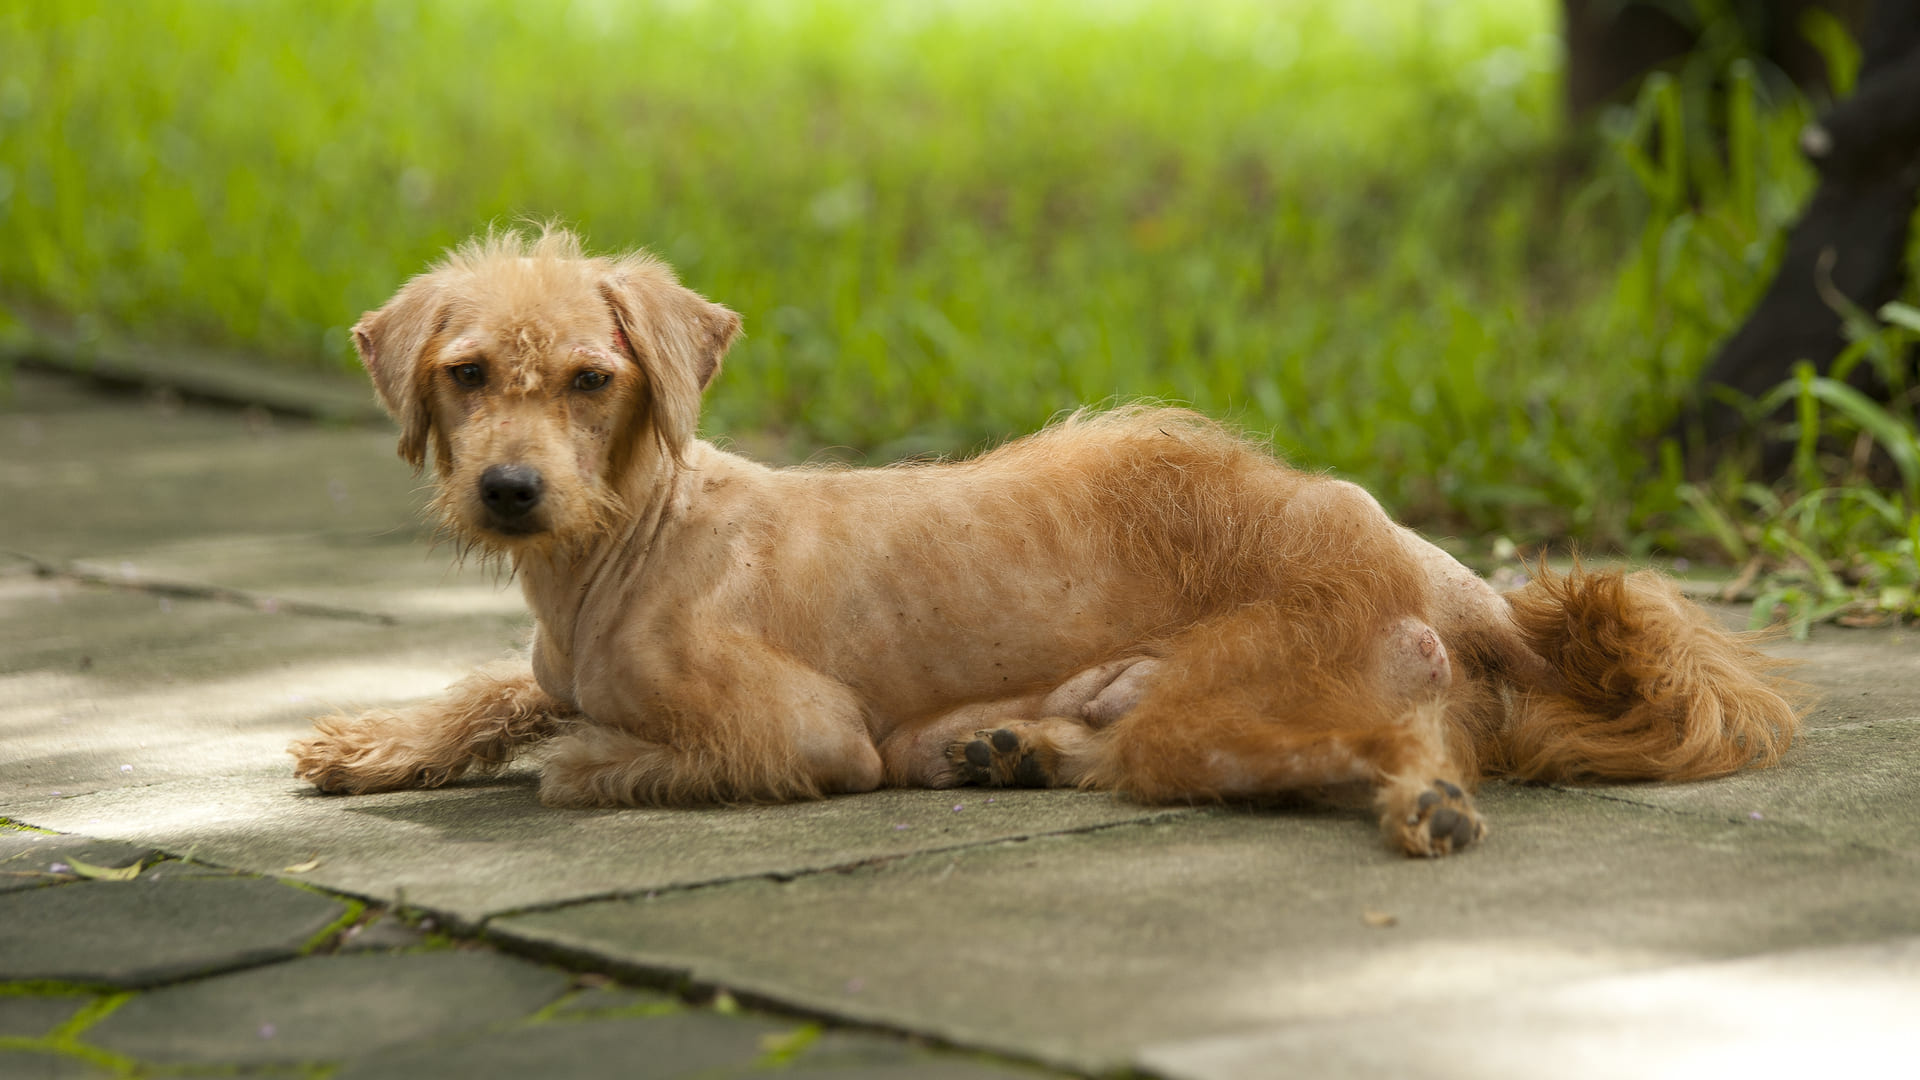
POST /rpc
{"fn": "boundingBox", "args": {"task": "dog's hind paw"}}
[947,726,1059,788]
[1383,778,1485,858]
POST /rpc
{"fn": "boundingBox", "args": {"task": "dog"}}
[290,228,1800,857]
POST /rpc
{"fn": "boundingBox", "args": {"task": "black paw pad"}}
[949,727,1057,790]
[1014,754,1050,787]
[1447,812,1477,848]
[1397,777,1482,856]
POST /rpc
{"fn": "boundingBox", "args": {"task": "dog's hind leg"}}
[940,619,1457,800]
[291,658,570,794]
[1060,608,1489,856]
[1088,690,1486,858]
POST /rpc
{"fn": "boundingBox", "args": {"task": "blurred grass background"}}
[1,0,1915,607]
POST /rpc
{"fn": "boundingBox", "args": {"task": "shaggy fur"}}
[290,228,1802,857]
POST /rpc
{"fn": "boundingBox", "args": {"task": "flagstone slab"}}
[0,834,154,895]
[334,914,431,953]
[58,532,530,621]
[0,994,88,1038]
[85,951,570,1066]
[493,785,1920,1075]
[0,1049,114,1080]
[546,984,678,1018]
[1137,936,1920,1080]
[0,876,346,988]
[777,1058,1051,1079]
[0,577,525,802]
[2,371,532,798]
[1770,624,1920,725]
[332,1011,792,1080]
[4,369,527,621]
[1579,715,1920,852]
[10,773,1194,925]
[8,332,387,426]
[772,1030,1053,1078]
[1573,622,1920,850]
[2,371,414,560]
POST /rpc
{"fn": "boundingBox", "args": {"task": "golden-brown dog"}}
[290,228,1800,857]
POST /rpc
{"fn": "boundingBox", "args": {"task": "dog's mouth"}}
[481,516,549,538]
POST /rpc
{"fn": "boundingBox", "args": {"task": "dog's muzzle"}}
[479,464,546,531]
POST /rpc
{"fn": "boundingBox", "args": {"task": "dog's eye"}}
[450,363,486,388]
[573,370,610,392]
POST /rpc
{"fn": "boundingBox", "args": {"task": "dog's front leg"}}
[290,658,570,794]
[538,633,882,807]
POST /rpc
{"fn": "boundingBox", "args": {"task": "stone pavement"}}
[3,368,1917,1077]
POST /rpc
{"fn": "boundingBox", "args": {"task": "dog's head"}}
[351,228,739,552]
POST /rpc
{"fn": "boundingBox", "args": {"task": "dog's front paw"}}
[947,726,1058,788]
[289,711,461,795]
[1383,778,1486,858]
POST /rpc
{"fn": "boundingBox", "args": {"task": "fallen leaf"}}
[67,856,143,881]
[1361,910,1398,928]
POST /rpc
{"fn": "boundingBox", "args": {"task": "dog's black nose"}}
[479,464,545,519]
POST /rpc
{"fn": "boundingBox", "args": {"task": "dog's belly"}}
[802,568,1175,730]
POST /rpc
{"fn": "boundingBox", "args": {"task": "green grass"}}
[1,0,1915,617]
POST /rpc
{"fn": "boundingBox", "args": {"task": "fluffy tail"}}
[1488,566,1802,782]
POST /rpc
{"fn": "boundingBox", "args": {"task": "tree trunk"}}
[1674,0,1920,469]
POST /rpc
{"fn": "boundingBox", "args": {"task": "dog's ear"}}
[351,277,447,470]
[599,263,740,464]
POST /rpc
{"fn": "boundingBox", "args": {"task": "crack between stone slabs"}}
[1543,783,1902,854]
[478,929,1125,1079]
[473,807,1211,928]
[1543,785,1706,818]
[0,794,1207,938]
[0,791,1173,1075]
[1818,715,1920,731]
[8,342,385,425]
[5,549,399,626]
[21,775,232,802]
[479,937,1117,1080]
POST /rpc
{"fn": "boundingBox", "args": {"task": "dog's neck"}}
[509,442,704,686]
